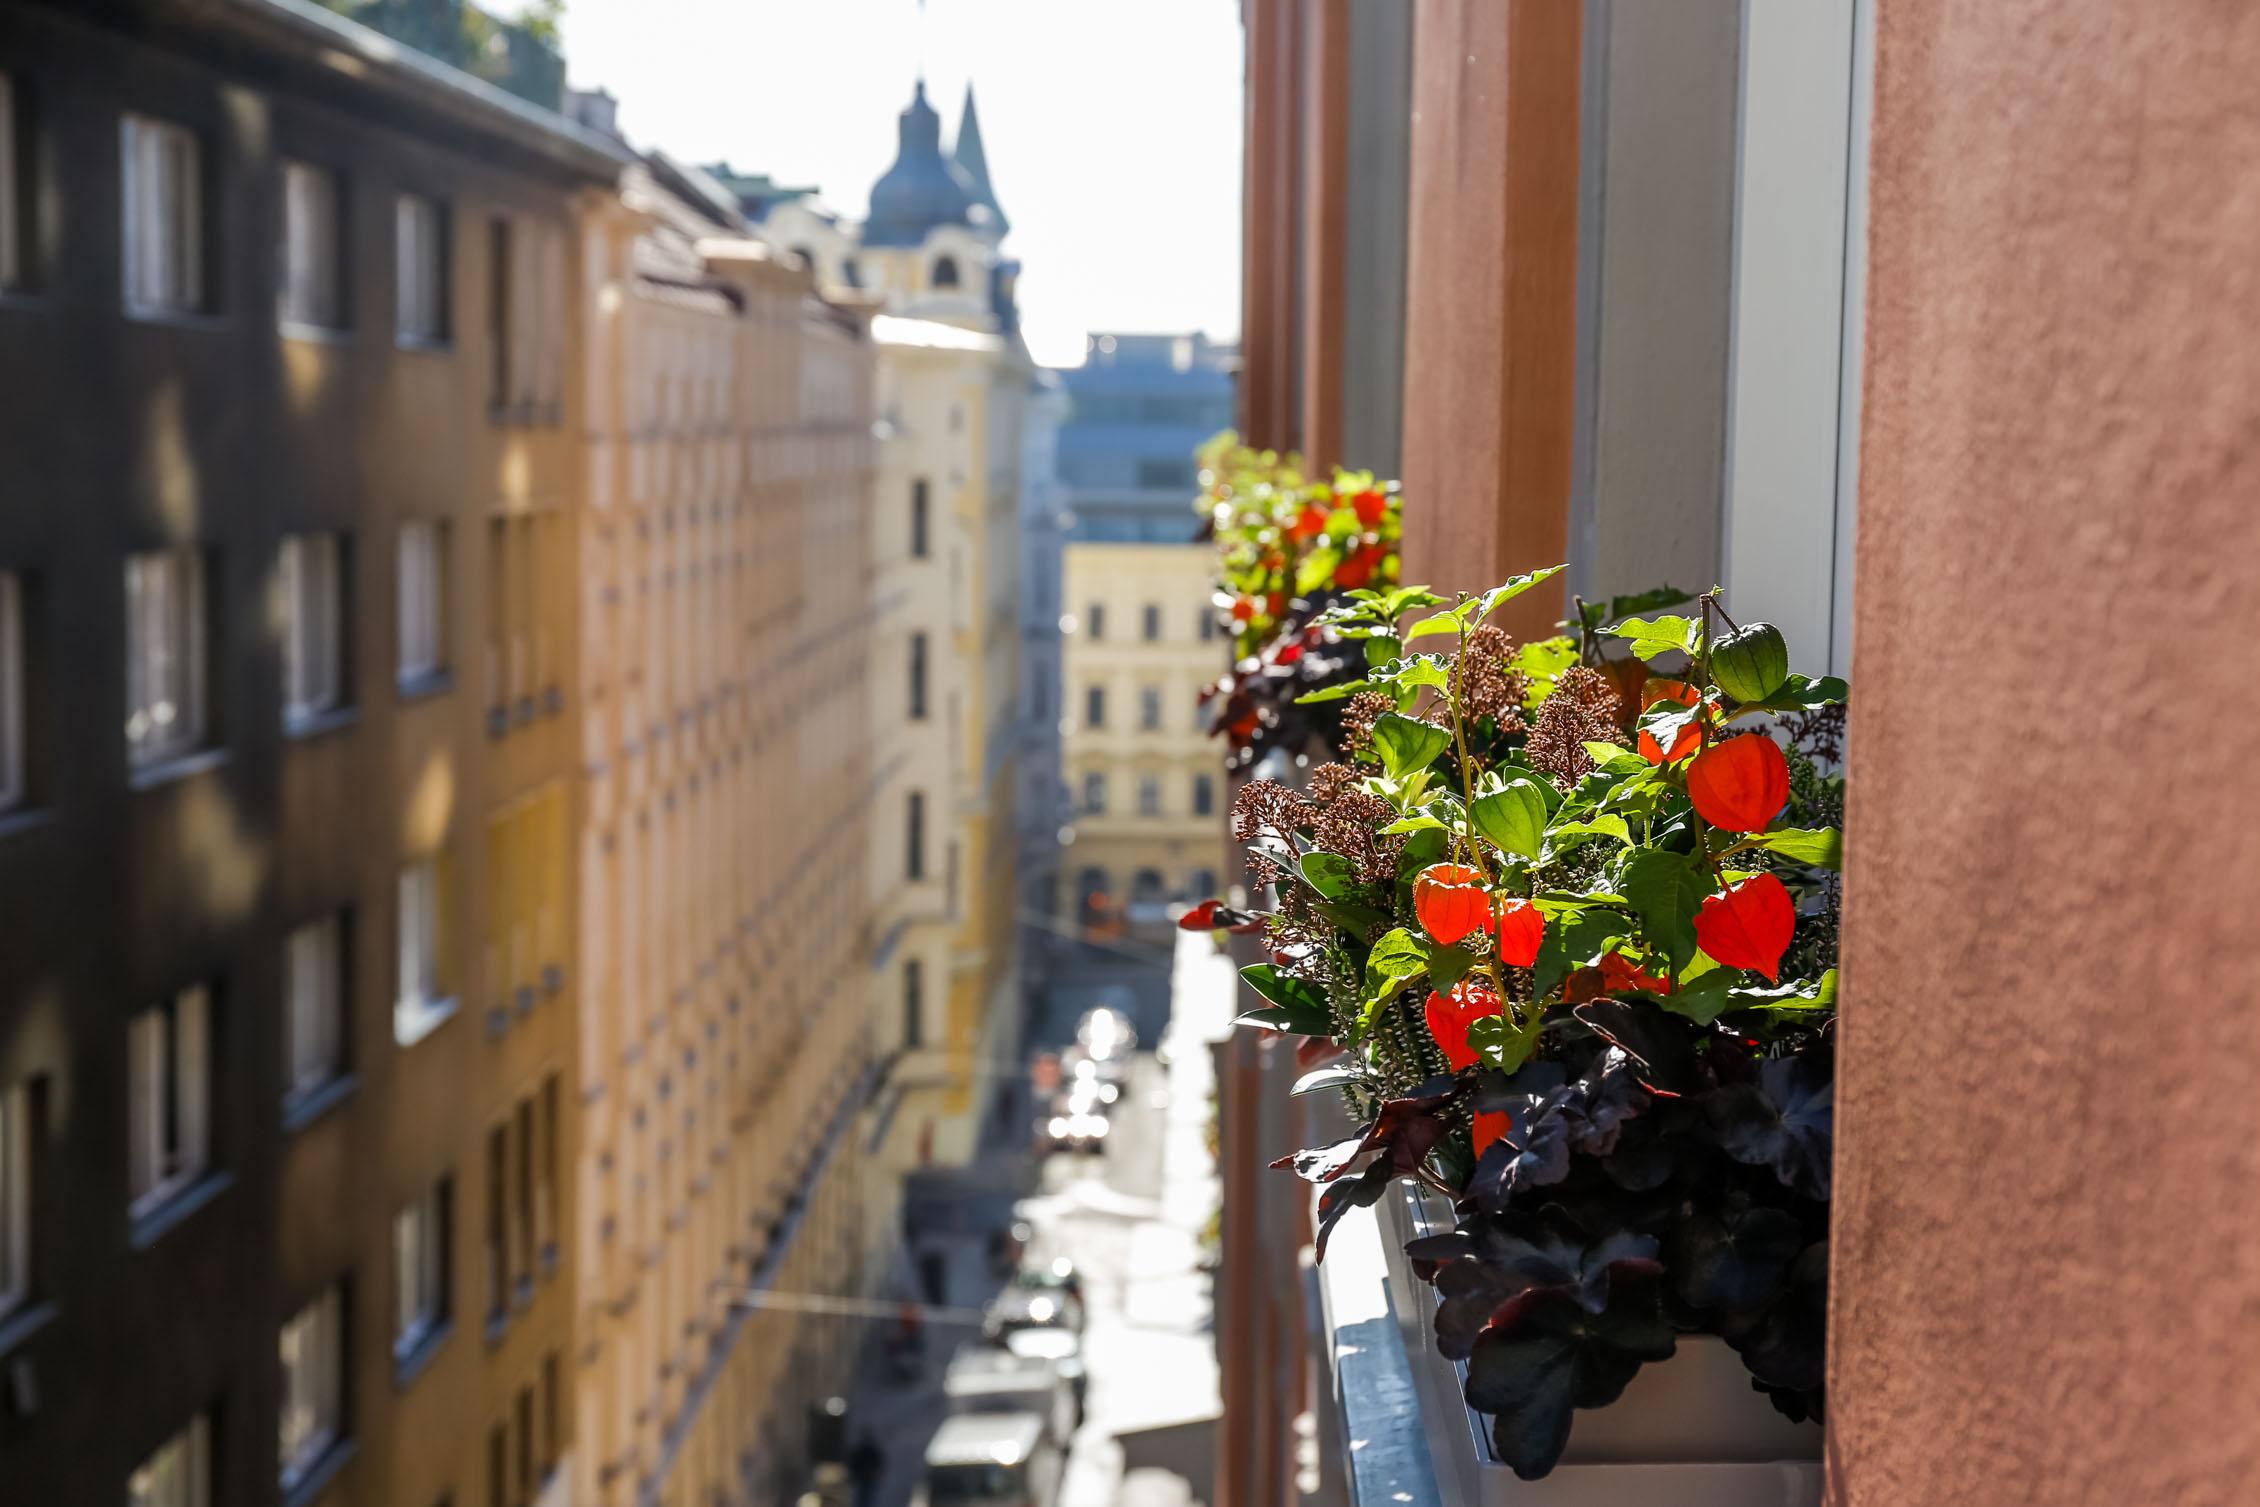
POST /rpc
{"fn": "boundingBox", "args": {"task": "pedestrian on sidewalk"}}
[847,1433,884,1507]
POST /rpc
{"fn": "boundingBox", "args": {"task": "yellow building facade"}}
[1060,542,1231,929]
[572,163,879,1507]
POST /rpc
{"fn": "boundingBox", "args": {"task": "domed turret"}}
[864,80,982,248]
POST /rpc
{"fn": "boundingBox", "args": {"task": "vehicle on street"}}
[943,1342,1078,1445]
[984,1281,1086,1340]
[1002,1323,1089,1424]
[1042,1079,1111,1153]
[1063,1007,1139,1088]
[922,1412,1063,1507]
[1009,1257,1086,1325]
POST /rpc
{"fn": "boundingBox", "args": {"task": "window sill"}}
[397,668,454,704]
[0,1299,58,1361]
[129,1170,235,1250]
[392,1320,453,1389]
[284,705,359,744]
[282,1073,358,1133]
[395,995,460,1049]
[128,746,229,792]
[280,1437,355,1507]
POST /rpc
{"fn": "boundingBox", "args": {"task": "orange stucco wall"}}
[1831,3,2260,1502]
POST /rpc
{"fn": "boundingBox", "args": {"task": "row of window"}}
[1081,683,1203,733]
[1077,770,1216,819]
[1074,865,1220,911]
[0,81,564,413]
[0,516,552,804]
[1074,601,1220,644]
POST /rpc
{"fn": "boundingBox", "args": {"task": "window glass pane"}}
[0,1083,26,1314]
[280,1285,342,1484]
[285,914,342,1097]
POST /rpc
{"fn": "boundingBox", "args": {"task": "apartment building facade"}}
[0,4,622,1506]
[573,148,880,1507]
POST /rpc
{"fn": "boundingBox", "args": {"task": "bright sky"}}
[558,0,1244,369]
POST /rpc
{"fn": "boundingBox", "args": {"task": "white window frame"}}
[280,533,342,726]
[0,1080,29,1318]
[278,159,343,331]
[395,858,449,1044]
[1137,774,1162,817]
[125,548,208,769]
[278,1283,344,1489]
[393,1180,446,1355]
[1138,685,1162,731]
[0,572,24,812]
[121,114,203,316]
[283,913,344,1103]
[395,193,447,344]
[129,1412,212,1507]
[128,984,211,1218]
[396,520,444,684]
[1721,0,1873,681]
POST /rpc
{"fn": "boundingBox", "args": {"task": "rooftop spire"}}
[953,83,1008,238]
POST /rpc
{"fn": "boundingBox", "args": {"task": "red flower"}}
[1334,546,1377,590]
[1413,864,1488,946]
[1694,872,1796,981]
[1686,734,1789,833]
[1230,597,1256,623]
[1352,489,1389,527]
[1565,950,1673,1003]
[1494,898,1544,967]
[1289,505,1327,541]
[1266,590,1287,619]
[1637,679,1703,764]
[1423,980,1501,1071]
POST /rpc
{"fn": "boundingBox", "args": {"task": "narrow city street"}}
[850,937,1225,1507]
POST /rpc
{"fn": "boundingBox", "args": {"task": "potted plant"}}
[1193,433,1404,774]
[1192,570,1844,1493]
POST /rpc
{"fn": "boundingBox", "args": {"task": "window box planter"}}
[1377,1183,1821,1507]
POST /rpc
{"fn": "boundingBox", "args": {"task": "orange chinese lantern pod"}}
[1423,980,1501,1072]
[1334,546,1377,590]
[1694,872,1797,982]
[1686,734,1790,833]
[1289,504,1328,541]
[1637,679,1704,764]
[1352,489,1389,527]
[1494,897,1545,968]
[1413,864,1489,946]
[1472,1109,1510,1157]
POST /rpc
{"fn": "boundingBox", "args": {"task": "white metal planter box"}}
[1379,1184,1824,1507]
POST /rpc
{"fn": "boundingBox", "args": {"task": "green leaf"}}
[1618,849,1712,971]
[1309,898,1392,936]
[1377,586,1447,619]
[1472,779,1549,861]
[1654,968,1739,1025]
[1742,826,1843,870]
[1545,815,1632,854]
[1372,654,1452,693]
[1533,907,1630,998]
[1582,741,1649,775]
[1295,678,1377,706]
[1371,713,1452,778]
[1299,852,1359,899]
[1469,566,1568,626]
[1295,547,1342,598]
[1427,942,1477,995]
[1737,674,1849,713]
[1380,814,1448,835]
[1609,614,1703,663]
[1732,969,1838,1013]
[1404,608,1472,642]
[1237,965,1332,1035]
[1467,1016,1534,1074]
[1363,928,1429,1002]
[1363,634,1402,668]
[1513,636,1580,688]
[1602,586,1695,625]
[1291,1065,1362,1097]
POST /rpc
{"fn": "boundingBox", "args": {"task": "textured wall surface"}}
[1833,2,2260,1503]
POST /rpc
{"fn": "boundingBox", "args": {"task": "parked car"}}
[943,1343,1078,1445]
[1002,1322,1089,1424]
[1010,1257,1086,1325]
[984,1282,1086,1342]
[1042,1080,1111,1153]
[922,1412,1063,1507]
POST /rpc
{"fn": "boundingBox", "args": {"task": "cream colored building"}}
[572,153,879,1507]
[1060,542,1230,930]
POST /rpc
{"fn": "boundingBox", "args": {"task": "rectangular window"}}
[902,959,924,1049]
[283,913,345,1103]
[121,114,203,315]
[1082,773,1106,815]
[515,1386,534,1506]
[395,193,448,344]
[125,548,208,768]
[1200,609,1218,642]
[540,1352,561,1481]
[280,533,343,725]
[394,1179,449,1356]
[1138,775,1162,817]
[535,1077,558,1268]
[905,790,926,882]
[0,1079,30,1318]
[128,984,211,1217]
[1138,686,1162,731]
[1086,603,1105,641]
[397,520,446,684]
[129,1413,212,1507]
[0,74,21,292]
[487,216,513,409]
[511,1098,532,1290]
[488,1422,508,1507]
[908,632,928,720]
[1142,603,1162,641]
[395,858,448,1044]
[910,479,931,559]
[1193,773,1215,817]
[485,1124,507,1323]
[279,160,343,330]
[278,1283,344,1489]
[1085,685,1105,729]
[0,572,25,812]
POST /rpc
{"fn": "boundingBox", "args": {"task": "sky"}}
[557,0,1245,369]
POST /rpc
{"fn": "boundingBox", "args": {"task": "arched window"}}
[902,959,924,1048]
[1076,866,1110,920]
[931,254,961,289]
[1132,869,1166,904]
